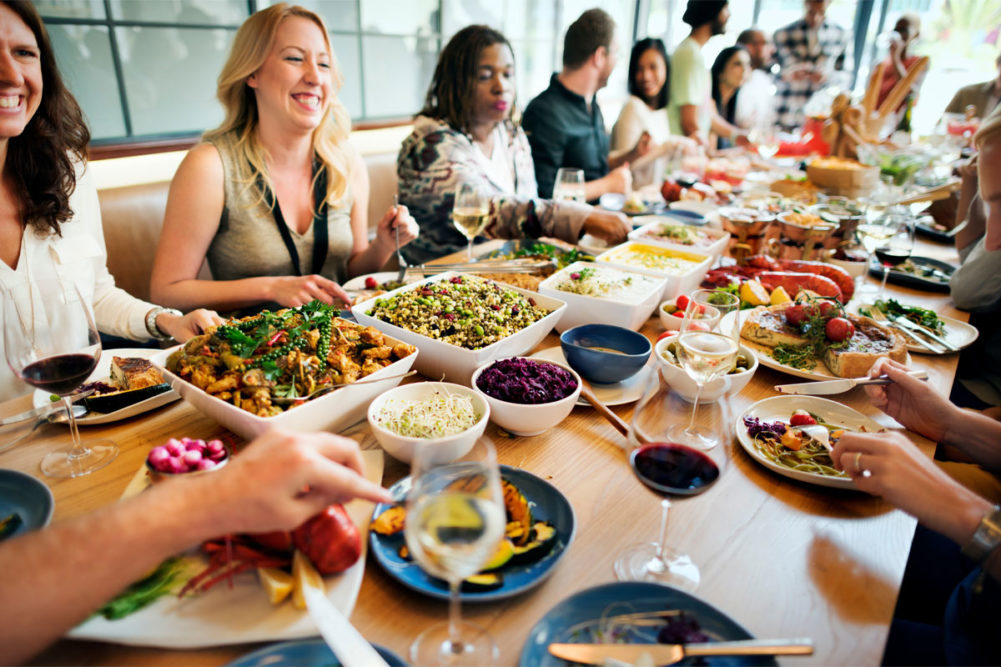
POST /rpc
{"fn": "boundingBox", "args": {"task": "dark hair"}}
[2,0,90,237]
[626,38,670,110]
[711,45,746,124]
[736,28,763,46]
[418,25,514,135]
[563,8,615,70]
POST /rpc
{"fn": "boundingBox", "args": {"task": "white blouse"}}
[611,95,673,188]
[0,162,157,401]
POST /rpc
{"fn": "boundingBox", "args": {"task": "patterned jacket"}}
[397,115,590,264]
[773,18,849,129]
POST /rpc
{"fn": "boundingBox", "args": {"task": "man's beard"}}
[710,15,726,36]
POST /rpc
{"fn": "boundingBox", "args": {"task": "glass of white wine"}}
[749,126,780,160]
[405,437,505,666]
[668,289,740,450]
[452,183,489,261]
[552,167,585,203]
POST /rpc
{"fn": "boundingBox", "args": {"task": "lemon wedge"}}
[292,549,324,610]
[257,566,294,606]
[769,285,792,305]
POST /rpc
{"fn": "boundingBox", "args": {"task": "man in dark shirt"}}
[522,8,647,200]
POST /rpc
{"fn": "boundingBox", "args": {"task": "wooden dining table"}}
[1,235,970,666]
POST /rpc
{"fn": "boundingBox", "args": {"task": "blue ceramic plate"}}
[519,582,777,666]
[0,469,53,541]
[226,639,406,667]
[370,465,576,602]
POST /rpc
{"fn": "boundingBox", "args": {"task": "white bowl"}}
[152,339,418,440]
[658,297,686,331]
[654,337,759,403]
[537,262,666,332]
[366,382,489,463]
[628,218,730,258]
[595,242,713,301]
[351,272,566,384]
[823,250,868,280]
[470,358,582,436]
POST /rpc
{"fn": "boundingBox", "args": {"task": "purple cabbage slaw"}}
[742,416,787,439]
[476,358,578,404]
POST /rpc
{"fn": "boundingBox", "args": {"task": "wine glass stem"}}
[654,498,671,561]
[62,395,87,459]
[880,265,890,297]
[447,579,463,654]
[467,239,473,262]
[685,383,704,434]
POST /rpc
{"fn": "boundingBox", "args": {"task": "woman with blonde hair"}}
[151,3,417,313]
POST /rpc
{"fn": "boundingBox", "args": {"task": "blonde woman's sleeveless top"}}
[206,132,354,285]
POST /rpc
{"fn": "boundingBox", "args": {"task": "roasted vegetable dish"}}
[167,302,415,416]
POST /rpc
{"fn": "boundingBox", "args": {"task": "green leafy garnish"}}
[95,557,199,620]
[874,299,945,333]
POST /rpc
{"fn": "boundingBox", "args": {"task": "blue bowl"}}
[560,325,652,384]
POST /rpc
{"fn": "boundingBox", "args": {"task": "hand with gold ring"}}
[853,451,872,479]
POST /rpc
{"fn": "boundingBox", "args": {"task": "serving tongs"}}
[404,258,558,276]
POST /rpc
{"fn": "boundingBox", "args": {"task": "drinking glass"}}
[668,289,740,450]
[552,168,585,203]
[3,279,118,477]
[612,372,728,590]
[405,437,505,666]
[452,183,489,261]
[873,214,914,298]
[749,126,780,160]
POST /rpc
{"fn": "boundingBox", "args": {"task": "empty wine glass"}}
[668,289,740,450]
[405,437,505,666]
[3,279,118,477]
[552,168,585,203]
[613,372,728,590]
[452,183,489,261]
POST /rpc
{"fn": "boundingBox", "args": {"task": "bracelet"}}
[961,505,1001,564]
[145,307,183,341]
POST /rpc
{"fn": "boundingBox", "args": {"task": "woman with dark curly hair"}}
[0,0,220,401]
[397,24,629,264]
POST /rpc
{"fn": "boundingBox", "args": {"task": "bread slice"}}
[110,356,165,390]
[822,315,907,377]
[740,305,809,348]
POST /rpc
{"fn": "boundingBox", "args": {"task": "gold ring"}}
[854,451,863,472]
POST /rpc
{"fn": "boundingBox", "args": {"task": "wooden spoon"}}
[578,382,649,444]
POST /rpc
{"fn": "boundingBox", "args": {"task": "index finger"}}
[311,275,351,305]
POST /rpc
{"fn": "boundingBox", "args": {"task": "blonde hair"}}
[205,3,352,208]
[974,103,1001,149]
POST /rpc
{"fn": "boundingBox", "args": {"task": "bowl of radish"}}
[146,437,230,481]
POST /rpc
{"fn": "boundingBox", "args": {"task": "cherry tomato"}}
[671,310,685,318]
[661,179,683,203]
[825,317,855,342]
[364,276,378,289]
[657,331,677,341]
[790,410,817,426]
[816,300,838,319]
[676,294,691,312]
[785,304,809,328]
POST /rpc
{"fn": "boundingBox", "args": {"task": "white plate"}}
[736,395,883,490]
[852,303,979,355]
[69,452,381,648]
[342,271,415,291]
[723,310,911,381]
[530,346,653,407]
[32,348,179,425]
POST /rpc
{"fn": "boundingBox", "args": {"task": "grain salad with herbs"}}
[365,275,550,350]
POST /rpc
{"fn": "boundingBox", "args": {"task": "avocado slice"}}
[510,521,558,565]
[462,572,503,591]
[481,539,515,572]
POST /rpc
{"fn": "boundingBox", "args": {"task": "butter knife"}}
[548,638,814,665]
[775,370,928,395]
[0,389,94,426]
[301,578,389,667]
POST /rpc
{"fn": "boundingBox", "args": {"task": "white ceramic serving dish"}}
[366,382,488,463]
[658,297,685,331]
[351,272,566,384]
[151,339,418,440]
[654,337,758,403]
[470,358,582,437]
[628,218,730,258]
[537,261,666,332]
[595,242,713,301]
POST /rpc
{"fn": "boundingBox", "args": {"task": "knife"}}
[775,370,929,395]
[885,314,958,352]
[301,576,389,667]
[548,638,814,664]
[0,389,94,426]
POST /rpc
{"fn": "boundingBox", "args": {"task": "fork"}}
[393,194,408,283]
[272,370,417,406]
[864,306,945,353]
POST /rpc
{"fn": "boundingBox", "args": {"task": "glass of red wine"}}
[873,213,914,298]
[3,279,118,477]
[612,372,729,591]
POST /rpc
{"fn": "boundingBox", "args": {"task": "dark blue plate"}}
[0,469,53,541]
[519,582,777,666]
[370,465,576,602]
[226,639,406,667]
[868,255,954,292]
[660,209,708,226]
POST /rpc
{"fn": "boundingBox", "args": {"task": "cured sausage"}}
[772,259,855,302]
[756,271,843,302]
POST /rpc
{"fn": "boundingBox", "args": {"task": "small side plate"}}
[0,470,54,541]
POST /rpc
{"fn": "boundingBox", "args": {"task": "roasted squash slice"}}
[371,505,406,536]
[511,521,558,564]
[502,480,532,546]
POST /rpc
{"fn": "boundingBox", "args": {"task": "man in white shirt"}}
[667,0,748,147]
[735,28,777,131]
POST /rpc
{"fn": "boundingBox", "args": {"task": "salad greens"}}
[872,299,945,333]
[95,556,200,620]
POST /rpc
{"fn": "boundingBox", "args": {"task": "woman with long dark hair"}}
[397,25,629,263]
[0,0,219,401]
[710,45,750,150]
